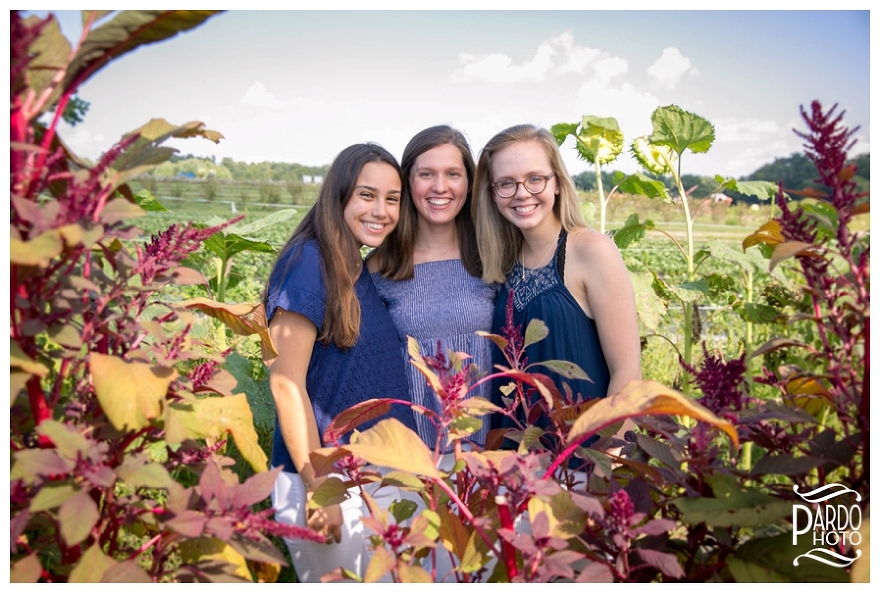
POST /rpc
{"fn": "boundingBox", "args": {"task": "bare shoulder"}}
[567,227,622,264]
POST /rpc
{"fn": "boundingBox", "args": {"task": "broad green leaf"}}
[389,499,419,523]
[668,281,707,303]
[635,433,681,471]
[90,352,177,432]
[523,318,549,348]
[567,379,739,447]
[178,537,252,581]
[222,234,276,260]
[629,270,667,331]
[518,426,546,454]
[728,180,781,201]
[132,189,170,212]
[36,420,91,460]
[448,415,483,441]
[59,489,100,546]
[460,526,492,572]
[307,476,350,509]
[224,352,275,433]
[649,104,715,156]
[48,323,82,349]
[174,298,277,358]
[729,532,848,582]
[459,396,502,416]
[30,482,79,512]
[169,393,267,472]
[68,544,118,583]
[529,490,587,539]
[10,230,63,266]
[11,553,42,583]
[671,474,789,528]
[22,15,71,110]
[530,360,590,380]
[749,454,825,477]
[610,212,651,249]
[550,122,579,145]
[341,418,440,479]
[706,239,766,273]
[618,173,672,201]
[64,11,223,94]
[739,303,783,324]
[381,473,427,498]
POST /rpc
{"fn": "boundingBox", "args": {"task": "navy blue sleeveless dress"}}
[491,231,611,453]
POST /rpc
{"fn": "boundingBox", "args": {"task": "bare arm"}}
[267,310,342,542]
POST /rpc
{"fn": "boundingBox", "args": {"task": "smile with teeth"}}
[363,221,386,231]
[513,204,538,214]
[427,198,452,206]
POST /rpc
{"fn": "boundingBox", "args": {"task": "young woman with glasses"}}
[473,124,641,476]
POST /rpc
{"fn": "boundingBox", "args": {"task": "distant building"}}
[313,175,323,184]
[302,175,312,184]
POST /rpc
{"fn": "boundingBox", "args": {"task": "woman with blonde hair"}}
[473,124,641,467]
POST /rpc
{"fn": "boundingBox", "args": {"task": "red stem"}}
[496,497,518,580]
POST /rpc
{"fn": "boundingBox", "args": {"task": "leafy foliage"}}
[10,10,317,582]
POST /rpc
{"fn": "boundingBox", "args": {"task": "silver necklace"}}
[520,236,558,280]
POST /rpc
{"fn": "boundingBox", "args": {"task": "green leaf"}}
[224,352,275,433]
[448,415,483,441]
[618,172,671,201]
[649,104,715,156]
[10,230,63,267]
[22,15,72,111]
[749,454,825,477]
[307,476,350,508]
[523,318,549,348]
[610,213,649,249]
[671,474,790,528]
[223,234,276,259]
[132,189,170,212]
[517,426,546,454]
[117,460,176,490]
[459,396,502,416]
[529,360,589,380]
[630,270,667,331]
[729,532,848,582]
[30,482,78,512]
[389,499,419,523]
[37,420,91,461]
[380,471,427,493]
[728,180,782,201]
[550,122,579,145]
[59,489,100,546]
[529,490,587,539]
[739,303,783,324]
[669,281,707,303]
[64,11,223,93]
[90,352,177,432]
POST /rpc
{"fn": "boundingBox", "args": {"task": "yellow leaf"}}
[174,298,277,358]
[528,490,587,539]
[769,241,821,272]
[179,537,252,581]
[787,376,830,398]
[10,340,48,377]
[567,380,739,448]
[364,546,395,583]
[742,220,784,251]
[341,418,440,480]
[398,562,432,583]
[169,393,267,472]
[10,230,63,266]
[90,353,177,431]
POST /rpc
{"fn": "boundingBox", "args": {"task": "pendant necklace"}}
[520,235,559,281]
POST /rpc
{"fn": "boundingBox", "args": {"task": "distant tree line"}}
[145,153,330,184]
[571,152,869,204]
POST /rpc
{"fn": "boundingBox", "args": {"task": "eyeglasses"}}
[492,174,554,198]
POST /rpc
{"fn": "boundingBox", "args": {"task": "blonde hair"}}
[473,124,585,283]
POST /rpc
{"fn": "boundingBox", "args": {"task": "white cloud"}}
[451,32,627,84]
[714,118,780,143]
[647,47,697,89]
[240,82,292,110]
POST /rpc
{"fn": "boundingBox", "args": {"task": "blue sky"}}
[28,7,871,179]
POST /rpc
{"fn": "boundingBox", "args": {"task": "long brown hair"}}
[473,124,584,284]
[372,125,481,279]
[264,143,402,349]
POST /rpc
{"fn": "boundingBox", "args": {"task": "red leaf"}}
[232,466,282,509]
[165,509,207,538]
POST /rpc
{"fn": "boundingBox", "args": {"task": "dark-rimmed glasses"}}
[492,174,554,198]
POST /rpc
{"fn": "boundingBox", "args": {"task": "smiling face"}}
[409,143,468,229]
[343,161,401,248]
[490,140,559,234]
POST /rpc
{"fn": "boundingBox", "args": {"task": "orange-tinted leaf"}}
[852,202,870,216]
[323,398,395,443]
[309,447,352,477]
[178,537,251,581]
[742,220,784,251]
[567,380,739,448]
[786,376,831,397]
[11,553,42,583]
[839,163,857,182]
[90,352,177,431]
[786,186,829,199]
[340,418,440,480]
[475,330,508,354]
[174,298,277,358]
[171,266,208,285]
[10,231,63,266]
[168,393,267,472]
[68,544,118,583]
[769,241,822,272]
